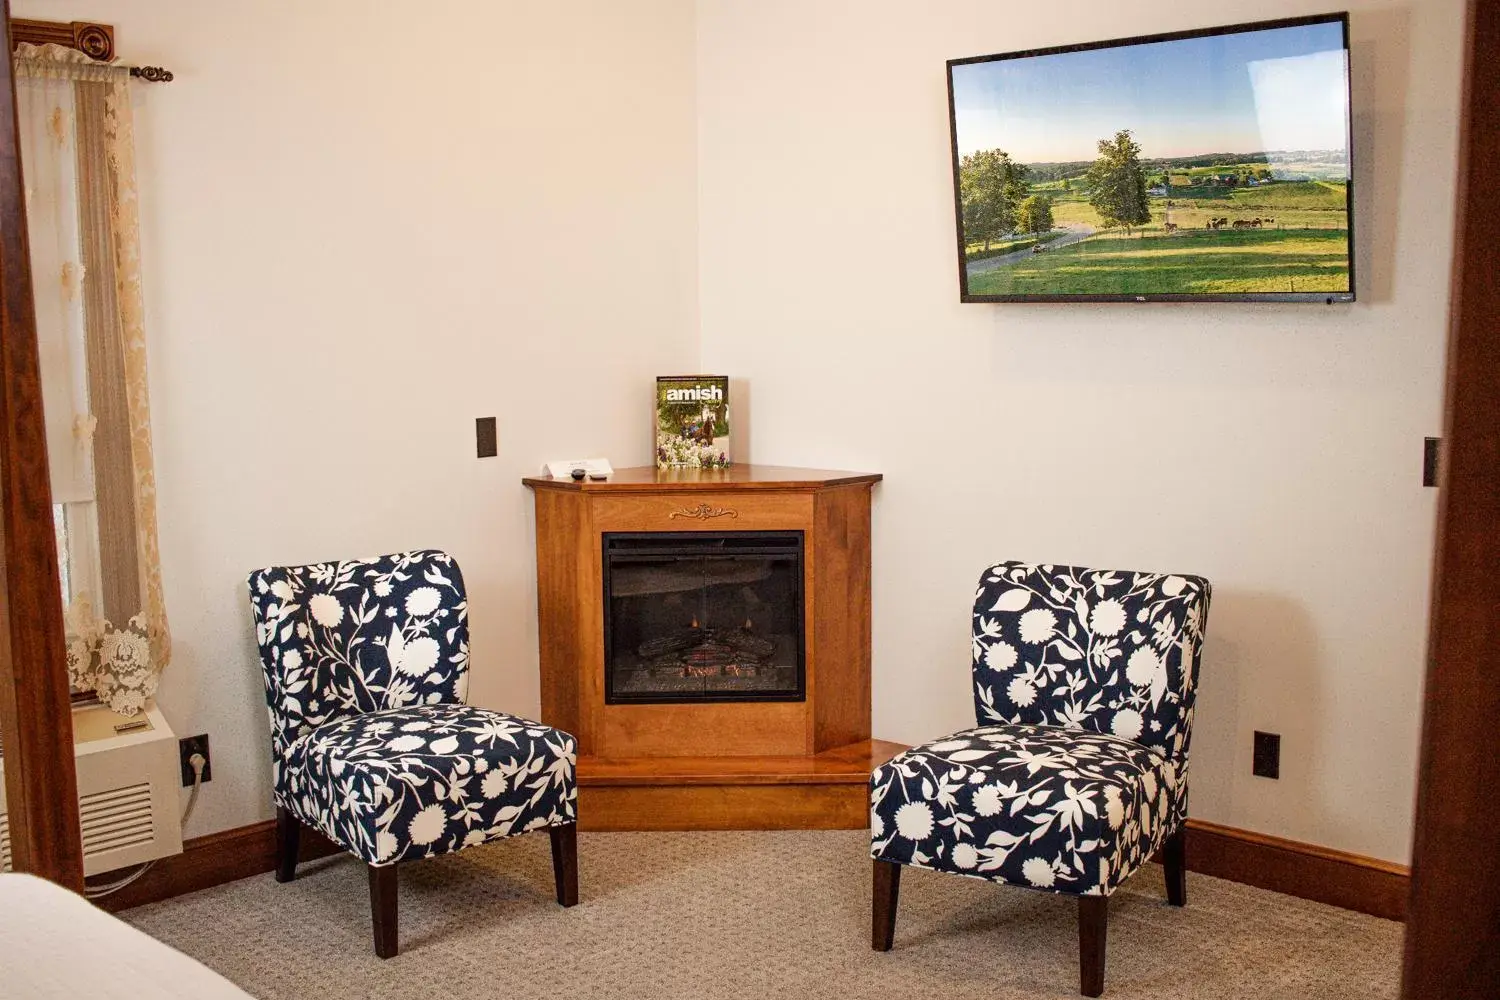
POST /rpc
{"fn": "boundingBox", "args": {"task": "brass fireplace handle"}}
[669,503,738,520]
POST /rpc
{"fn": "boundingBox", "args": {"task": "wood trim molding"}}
[0,2,85,893]
[1402,0,1500,993]
[1182,818,1408,922]
[93,818,341,914]
[9,18,114,60]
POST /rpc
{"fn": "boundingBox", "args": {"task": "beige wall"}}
[14,0,1461,864]
[13,0,701,836]
[696,0,1463,863]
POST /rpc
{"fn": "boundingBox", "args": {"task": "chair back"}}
[248,549,469,762]
[971,561,1210,761]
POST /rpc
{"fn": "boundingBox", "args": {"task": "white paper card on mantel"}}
[543,458,614,479]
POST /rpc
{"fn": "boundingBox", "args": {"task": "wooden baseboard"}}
[1181,818,1409,921]
[92,817,341,914]
[91,807,1409,923]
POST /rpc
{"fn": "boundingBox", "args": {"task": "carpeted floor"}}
[123,830,1400,999]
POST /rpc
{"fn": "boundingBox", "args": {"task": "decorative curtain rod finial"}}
[128,66,173,83]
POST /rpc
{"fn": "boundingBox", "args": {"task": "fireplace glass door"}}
[602,531,804,703]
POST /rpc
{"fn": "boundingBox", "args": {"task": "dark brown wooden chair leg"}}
[1079,895,1108,998]
[274,806,300,883]
[1163,827,1187,907]
[872,859,901,951]
[368,863,398,959]
[548,822,578,907]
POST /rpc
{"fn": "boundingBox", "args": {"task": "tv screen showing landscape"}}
[947,14,1354,302]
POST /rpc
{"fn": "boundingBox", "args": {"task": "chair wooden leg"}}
[1079,895,1108,998]
[368,863,398,959]
[872,859,901,951]
[1163,827,1187,907]
[548,822,578,907]
[274,806,300,883]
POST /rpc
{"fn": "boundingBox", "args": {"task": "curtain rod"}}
[11,57,175,84]
[10,18,173,82]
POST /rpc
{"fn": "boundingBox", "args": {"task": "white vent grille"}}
[0,786,154,872]
[79,782,154,858]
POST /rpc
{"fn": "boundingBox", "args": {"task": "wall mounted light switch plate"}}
[476,417,498,459]
[1252,731,1281,779]
[1423,437,1441,487]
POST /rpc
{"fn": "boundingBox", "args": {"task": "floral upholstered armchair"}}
[248,550,578,958]
[870,562,1210,997]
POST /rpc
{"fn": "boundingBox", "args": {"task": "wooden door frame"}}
[1401,0,1500,994]
[0,0,85,891]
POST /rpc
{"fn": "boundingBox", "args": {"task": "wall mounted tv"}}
[947,13,1354,303]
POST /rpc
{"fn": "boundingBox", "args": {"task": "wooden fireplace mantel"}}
[524,464,895,830]
[523,464,883,493]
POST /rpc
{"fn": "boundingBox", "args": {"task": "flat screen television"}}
[947,13,1354,303]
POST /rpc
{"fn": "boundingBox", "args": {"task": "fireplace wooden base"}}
[524,465,886,831]
[575,739,904,831]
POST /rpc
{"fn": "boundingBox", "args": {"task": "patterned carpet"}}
[124,830,1400,999]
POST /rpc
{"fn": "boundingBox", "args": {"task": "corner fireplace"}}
[602,531,804,704]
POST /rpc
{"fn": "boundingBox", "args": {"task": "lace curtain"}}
[14,43,169,715]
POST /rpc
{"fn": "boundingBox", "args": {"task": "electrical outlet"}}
[179,734,212,787]
[476,417,497,458]
[1252,731,1281,779]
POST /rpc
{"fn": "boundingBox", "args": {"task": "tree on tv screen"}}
[1018,194,1055,236]
[1087,130,1152,234]
[959,148,1028,250]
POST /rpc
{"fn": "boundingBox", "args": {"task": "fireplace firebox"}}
[602,532,804,704]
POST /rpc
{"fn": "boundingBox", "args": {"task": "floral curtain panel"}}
[15,43,168,715]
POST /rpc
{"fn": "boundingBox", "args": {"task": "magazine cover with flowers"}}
[655,375,730,470]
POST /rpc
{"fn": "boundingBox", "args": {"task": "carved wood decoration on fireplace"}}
[524,465,900,830]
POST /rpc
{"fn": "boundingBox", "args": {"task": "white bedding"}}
[0,873,254,999]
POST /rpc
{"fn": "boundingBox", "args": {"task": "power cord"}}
[83,752,206,900]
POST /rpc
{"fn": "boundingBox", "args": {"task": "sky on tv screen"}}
[951,22,1349,167]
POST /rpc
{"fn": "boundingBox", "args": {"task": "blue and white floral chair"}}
[870,562,1210,997]
[247,549,578,958]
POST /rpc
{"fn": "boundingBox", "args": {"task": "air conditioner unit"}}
[0,701,184,876]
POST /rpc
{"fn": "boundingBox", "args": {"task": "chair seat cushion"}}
[871,723,1183,896]
[280,703,577,865]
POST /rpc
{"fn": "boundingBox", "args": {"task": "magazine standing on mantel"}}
[655,375,731,470]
